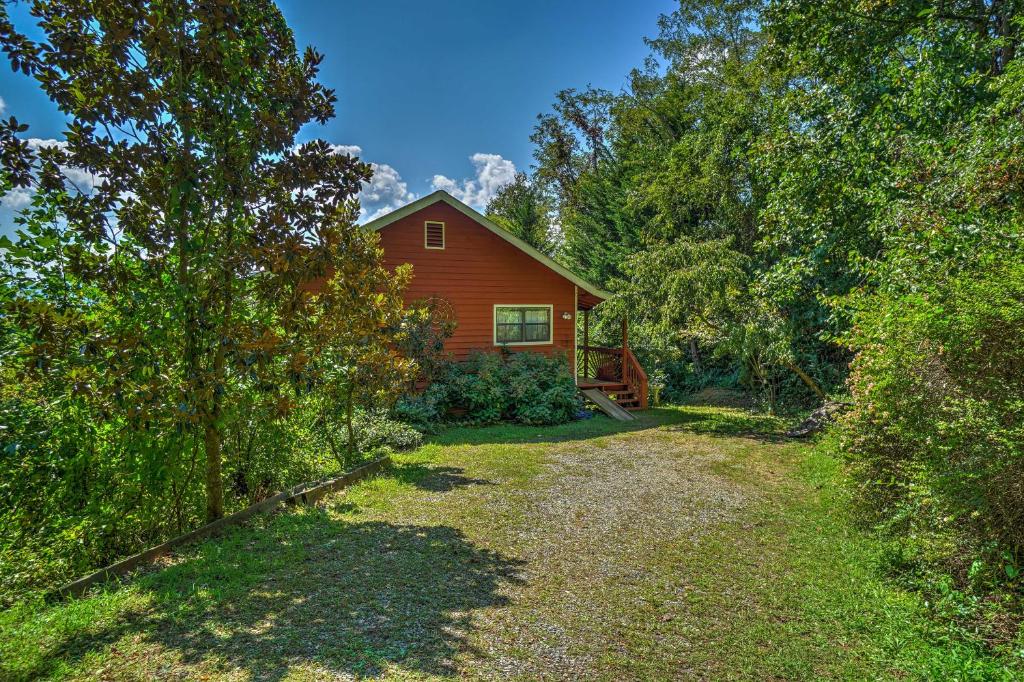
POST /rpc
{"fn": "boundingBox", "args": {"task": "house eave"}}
[362,190,612,302]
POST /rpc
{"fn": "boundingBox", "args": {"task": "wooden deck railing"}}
[577,344,649,410]
[623,347,649,410]
[576,345,622,383]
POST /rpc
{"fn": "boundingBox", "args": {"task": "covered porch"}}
[575,290,648,410]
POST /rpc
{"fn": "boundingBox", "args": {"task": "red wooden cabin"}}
[364,190,648,410]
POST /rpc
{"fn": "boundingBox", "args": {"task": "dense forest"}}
[0,0,1021,665]
[492,0,1024,655]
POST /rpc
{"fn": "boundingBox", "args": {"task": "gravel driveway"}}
[6,407,941,681]
[330,409,809,680]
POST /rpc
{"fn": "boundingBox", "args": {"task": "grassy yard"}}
[1,406,1018,680]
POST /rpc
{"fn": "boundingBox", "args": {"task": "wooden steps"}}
[577,344,649,411]
[613,389,640,409]
[580,388,637,421]
[576,381,642,410]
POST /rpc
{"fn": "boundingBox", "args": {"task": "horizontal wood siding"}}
[378,202,576,364]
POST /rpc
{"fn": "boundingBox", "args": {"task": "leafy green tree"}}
[530,88,641,286]
[631,0,769,253]
[611,236,824,410]
[532,1,825,396]
[611,238,749,346]
[533,0,775,274]
[308,261,416,467]
[758,0,1020,326]
[760,0,1024,631]
[0,0,403,524]
[485,172,556,255]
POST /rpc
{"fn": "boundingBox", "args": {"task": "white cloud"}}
[1,187,33,209]
[326,143,362,157]
[0,96,6,114]
[0,137,103,209]
[430,153,517,209]
[362,161,413,206]
[323,143,417,222]
[26,138,64,151]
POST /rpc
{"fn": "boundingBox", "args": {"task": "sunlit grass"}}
[1,405,1018,680]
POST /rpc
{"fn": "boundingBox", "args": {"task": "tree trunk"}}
[203,420,224,521]
[203,285,228,522]
[749,356,770,413]
[783,359,827,401]
[345,382,356,466]
[203,318,229,521]
[689,338,703,374]
[998,0,1016,73]
[199,285,230,521]
[750,356,775,415]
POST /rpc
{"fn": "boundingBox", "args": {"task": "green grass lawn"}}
[1,406,1019,680]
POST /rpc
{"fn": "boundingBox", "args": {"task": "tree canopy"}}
[484,171,556,255]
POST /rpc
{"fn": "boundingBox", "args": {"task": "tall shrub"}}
[394,351,580,427]
[839,259,1024,587]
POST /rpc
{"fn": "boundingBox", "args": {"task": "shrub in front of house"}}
[393,351,580,427]
[391,382,450,430]
[352,408,424,453]
[504,351,581,424]
[444,351,509,422]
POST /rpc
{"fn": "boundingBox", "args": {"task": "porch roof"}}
[577,289,606,311]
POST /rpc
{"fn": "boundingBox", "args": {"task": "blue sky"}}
[0,0,675,229]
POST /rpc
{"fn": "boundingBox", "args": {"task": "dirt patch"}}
[682,387,753,408]
[528,433,752,560]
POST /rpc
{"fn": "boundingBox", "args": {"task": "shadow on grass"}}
[389,462,495,492]
[16,507,525,680]
[427,412,670,447]
[659,408,792,444]
[428,406,791,447]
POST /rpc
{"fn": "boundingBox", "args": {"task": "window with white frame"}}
[494,305,552,345]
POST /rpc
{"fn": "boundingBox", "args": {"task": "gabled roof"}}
[363,189,611,301]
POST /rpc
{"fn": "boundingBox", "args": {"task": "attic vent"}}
[424,221,445,249]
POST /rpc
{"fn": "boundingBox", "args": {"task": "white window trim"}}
[424,220,445,249]
[493,304,554,346]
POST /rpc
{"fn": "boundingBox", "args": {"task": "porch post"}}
[621,316,629,383]
[582,308,590,378]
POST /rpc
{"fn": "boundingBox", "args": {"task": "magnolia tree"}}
[0,0,409,521]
